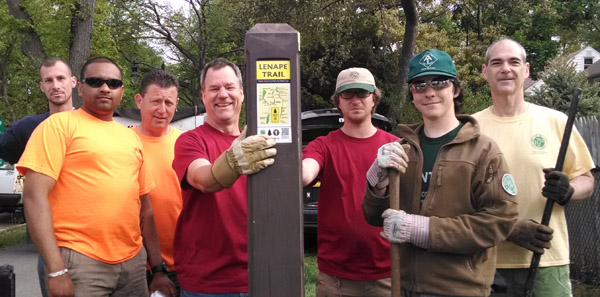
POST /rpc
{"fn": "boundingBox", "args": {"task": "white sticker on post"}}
[256,60,292,143]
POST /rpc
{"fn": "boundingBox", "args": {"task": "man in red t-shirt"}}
[172,58,276,296]
[302,68,398,297]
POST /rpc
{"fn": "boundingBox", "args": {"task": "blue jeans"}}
[180,289,248,297]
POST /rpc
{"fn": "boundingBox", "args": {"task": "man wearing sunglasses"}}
[18,57,173,297]
[0,58,75,165]
[362,49,518,297]
[473,38,594,297]
[302,68,399,296]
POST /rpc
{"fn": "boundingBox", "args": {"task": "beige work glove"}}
[212,128,277,188]
[366,141,410,190]
[381,209,429,248]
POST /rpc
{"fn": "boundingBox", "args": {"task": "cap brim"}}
[408,71,456,83]
[336,83,375,94]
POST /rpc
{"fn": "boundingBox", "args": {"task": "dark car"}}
[301,108,393,233]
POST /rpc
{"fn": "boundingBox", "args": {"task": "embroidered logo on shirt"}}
[531,134,546,150]
[502,174,517,196]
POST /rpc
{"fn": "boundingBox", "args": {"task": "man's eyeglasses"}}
[83,77,123,89]
[339,90,372,99]
[410,78,453,92]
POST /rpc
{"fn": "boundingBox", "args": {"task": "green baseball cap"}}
[407,49,457,82]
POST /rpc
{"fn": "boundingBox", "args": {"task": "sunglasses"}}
[83,77,123,89]
[339,89,372,99]
[410,78,453,92]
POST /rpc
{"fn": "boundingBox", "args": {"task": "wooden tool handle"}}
[389,170,401,297]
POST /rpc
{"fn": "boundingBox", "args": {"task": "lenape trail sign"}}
[245,23,304,297]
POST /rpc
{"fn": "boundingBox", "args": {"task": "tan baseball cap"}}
[335,68,376,94]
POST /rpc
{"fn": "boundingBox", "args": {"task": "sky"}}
[157,0,188,11]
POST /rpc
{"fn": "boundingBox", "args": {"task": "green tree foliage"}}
[2,0,600,125]
[448,0,559,80]
[100,0,165,106]
[527,56,600,116]
[117,0,245,107]
[239,1,411,117]
[0,1,46,124]
[555,0,600,52]
[0,0,164,118]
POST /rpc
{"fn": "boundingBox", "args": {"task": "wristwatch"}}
[151,262,169,275]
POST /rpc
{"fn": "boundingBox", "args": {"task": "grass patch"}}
[0,224,26,248]
[573,280,600,297]
[304,253,317,297]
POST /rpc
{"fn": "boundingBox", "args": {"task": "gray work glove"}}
[542,168,574,206]
[212,128,277,188]
[381,209,429,248]
[366,141,410,190]
[507,219,554,254]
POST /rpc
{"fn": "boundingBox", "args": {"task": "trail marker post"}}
[245,23,304,297]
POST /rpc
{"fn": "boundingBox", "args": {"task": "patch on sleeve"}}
[502,174,517,196]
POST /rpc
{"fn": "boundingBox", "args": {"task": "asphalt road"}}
[0,212,41,297]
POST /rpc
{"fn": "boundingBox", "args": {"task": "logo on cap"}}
[419,52,438,69]
[349,71,359,79]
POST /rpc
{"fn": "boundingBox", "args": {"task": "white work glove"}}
[381,209,430,248]
[212,128,277,188]
[366,141,410,190]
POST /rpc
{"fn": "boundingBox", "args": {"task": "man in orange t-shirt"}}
[132,70,182,296]
[18,57,174,297]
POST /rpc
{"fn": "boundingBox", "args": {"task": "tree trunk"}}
[477,2,482,41]
[69,0,96,108]
[6,0,46,68]
[1,60,16,123]
[389,0,418,124]
[0,37,17,122]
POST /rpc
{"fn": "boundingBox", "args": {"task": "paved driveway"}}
[0,213,41,297]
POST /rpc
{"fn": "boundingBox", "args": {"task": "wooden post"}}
[245,23,304,297]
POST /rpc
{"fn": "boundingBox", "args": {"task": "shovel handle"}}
[523,88,581,297]
[389,170,401,297]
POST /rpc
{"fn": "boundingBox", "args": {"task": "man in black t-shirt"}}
[0,58,75,164]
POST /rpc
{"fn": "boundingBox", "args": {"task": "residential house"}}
[525,46,600,94]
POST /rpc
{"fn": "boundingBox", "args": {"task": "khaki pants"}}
[44,247,148,297]
[316,271,391,297]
